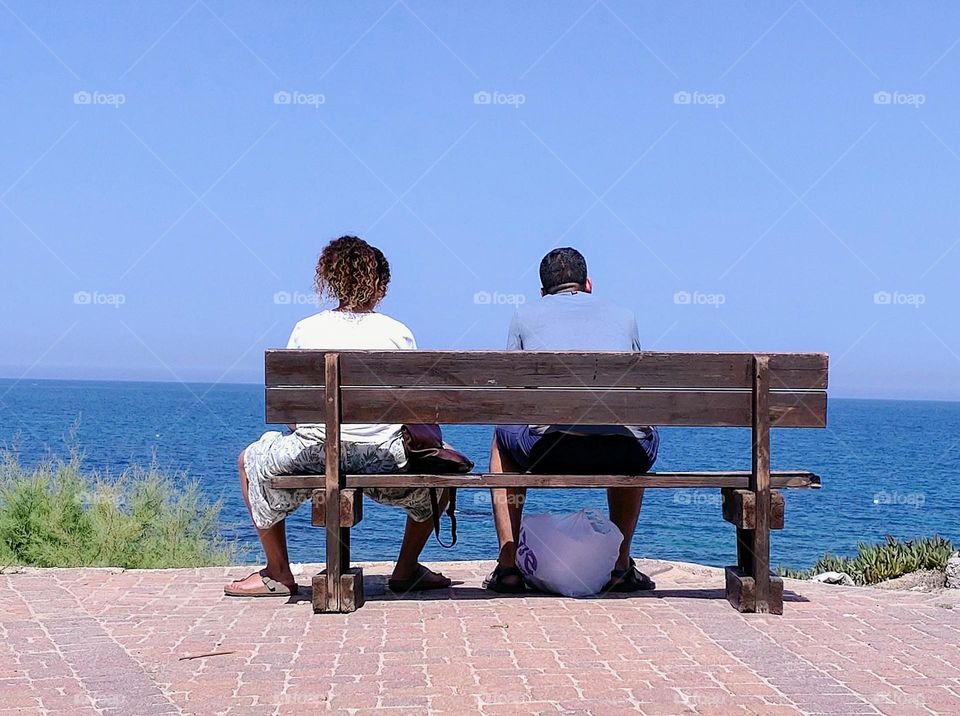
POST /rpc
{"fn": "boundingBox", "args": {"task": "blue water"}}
[1,378,958,570]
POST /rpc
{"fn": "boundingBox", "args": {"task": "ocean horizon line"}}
[0,373,957,405]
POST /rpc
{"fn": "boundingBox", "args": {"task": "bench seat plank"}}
[270,470,820,490]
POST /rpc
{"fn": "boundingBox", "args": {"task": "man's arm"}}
[630,314,642,352]
[506,311,523,350]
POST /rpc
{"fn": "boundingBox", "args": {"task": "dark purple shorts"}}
[495,425,659,475]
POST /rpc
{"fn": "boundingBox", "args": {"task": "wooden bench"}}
[265,350,828,615]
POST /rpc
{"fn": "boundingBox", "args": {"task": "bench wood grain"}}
[262,349,828,615]
[271,471,820,490]
[266,386,826,427]
[267,350,828,390]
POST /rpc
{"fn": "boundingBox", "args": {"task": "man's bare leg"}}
[229,451,297,591]
[489,436,526,588]
[607,486,644,571]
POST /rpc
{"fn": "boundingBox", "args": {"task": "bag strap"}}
[429,488,457,548]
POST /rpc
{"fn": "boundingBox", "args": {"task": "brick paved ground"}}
[2,560,959,715]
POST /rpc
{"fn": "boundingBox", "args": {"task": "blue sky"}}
[2,1,959,399]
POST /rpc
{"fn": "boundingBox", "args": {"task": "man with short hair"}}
[484,247,659,594]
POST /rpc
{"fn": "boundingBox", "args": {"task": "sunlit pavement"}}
[2,560,959,715]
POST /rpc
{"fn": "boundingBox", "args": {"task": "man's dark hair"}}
[539,247,588,292]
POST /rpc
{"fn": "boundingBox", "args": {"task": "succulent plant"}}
[776,535,955,585]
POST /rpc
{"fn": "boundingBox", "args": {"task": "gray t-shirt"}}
[506,291,654,441]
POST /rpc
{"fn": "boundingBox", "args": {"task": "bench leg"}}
[725,356,784,615]
[312,353,365,613]
[725,522,783,614]
[722,488,786,613]
[312,526,365,613]
[339,527,365,612]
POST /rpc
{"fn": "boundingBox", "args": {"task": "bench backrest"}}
[265,351,828,428]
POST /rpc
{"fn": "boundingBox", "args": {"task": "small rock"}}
[946,551,960,589]
[874,569,946,592]
[812,571,855,586]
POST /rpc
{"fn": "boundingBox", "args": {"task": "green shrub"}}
[0,452,239,569]
[777,535,955,585]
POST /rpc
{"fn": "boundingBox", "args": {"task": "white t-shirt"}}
[286,310,417,444]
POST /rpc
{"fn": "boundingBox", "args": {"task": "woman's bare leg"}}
[230,451,296,590]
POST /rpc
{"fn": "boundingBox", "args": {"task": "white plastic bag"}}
[517,509,623,597]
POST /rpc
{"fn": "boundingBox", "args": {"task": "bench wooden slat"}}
[263,347,828,616]
[265,387,826,427]
[266,350,828,390]
[270,470,821,490]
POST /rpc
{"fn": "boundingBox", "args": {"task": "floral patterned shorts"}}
[243,429,433,530]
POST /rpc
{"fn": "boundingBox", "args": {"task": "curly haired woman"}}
[225,236,451,597]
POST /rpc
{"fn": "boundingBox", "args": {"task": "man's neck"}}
[543,282,587,296]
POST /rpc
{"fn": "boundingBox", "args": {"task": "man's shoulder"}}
[588,295,636,323]
[511,299,555,330]
[524,294,635,322]
[512,300,541,320]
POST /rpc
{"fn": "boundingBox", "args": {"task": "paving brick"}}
[3,560,960,714]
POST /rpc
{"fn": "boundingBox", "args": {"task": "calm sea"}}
[1,378,958,570]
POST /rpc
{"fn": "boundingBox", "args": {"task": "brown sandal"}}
[603,558,656,593]
[224,570,299,598]
[387,565,452,594]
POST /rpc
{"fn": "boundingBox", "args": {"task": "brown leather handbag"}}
[400,424,474,547]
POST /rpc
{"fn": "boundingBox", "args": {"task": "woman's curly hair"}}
[314,236,391,311]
